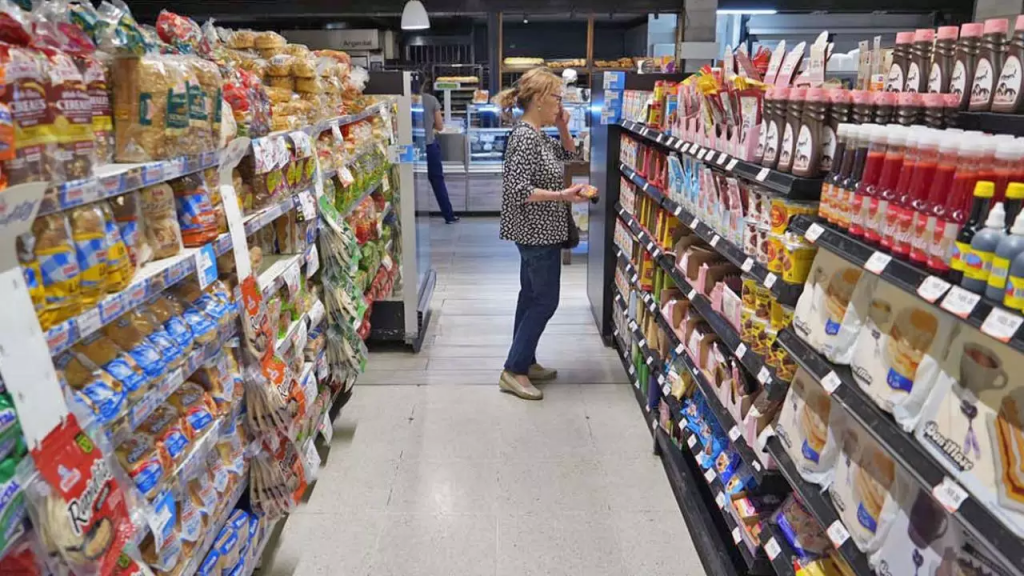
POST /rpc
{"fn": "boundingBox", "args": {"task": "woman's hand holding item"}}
[560,183,591,203]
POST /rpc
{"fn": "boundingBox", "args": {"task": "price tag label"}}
[864,251,893,274]
[643,182,650,192]
[821,371,842,394]
[756,425,775,451]
[704,468,716,483]
[827,521,851,547]
[662,383,671,396]
[673,206,682,217]
[306,244,320,277]
[194,245,218,290]
[752,459,762,472]
[716,492,727,509]
[319,409,334,444]
[646,355,653,365]
[940,286,982,319]
[932,477,969,513]
[639,338,646,348]
[710,235,721,247]
[805,222,825,243]
[981,307,1024,342]
[756,167,770,181]
[675,343,684,354]
[657,374,665,386]
[631,274,638,284]
[657,134,665,143]
[757,366,772,385]
[717,152,729,165]
[765,538,782,561]
[681,143,691,153]
[687,288,697,300]
[763,273,778,289]
[652,419,659,430]
[726,158,739,171]
[732,527,742,544]
[690,216,700,229]
[628,365,635,375]
[687,435,697,448]
[77,308,102,338]
[741,257,754,273]
[735,343,747,359]
[917,275,952,303]
[728,426,741,442]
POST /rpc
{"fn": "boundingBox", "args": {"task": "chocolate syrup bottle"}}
[969,18,1009,112]
[952,23,984,110]
[929,26,960,93]
[887,32,915,92]
[906,28,935,93]
[992,14,1024,113]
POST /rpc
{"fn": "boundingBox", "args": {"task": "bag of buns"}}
[140,182,184,258]
[103,315,167,380]
[169,173,219,247]
[40,47,95,181]
[168,382,217,439]
[17,234,45,320]
[146,295,194,355]
[68,204,109,308]
[139,404,191,464]
[79,55,114,164]
[111,54,188,161]
[175,281,230,329]
[73,333,148,400]
[185,56,223,153]
[192,352,234,414]
[115,435,169,500]
[228,30,255,49]
[110,191,154,267]
[180,303,218,345]
[98,201,134,292]
[127,308,184,369]
[0,44,57,185]
[31,213,82,328]
[55,352,126,425]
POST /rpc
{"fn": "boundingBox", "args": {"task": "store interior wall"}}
[974,0,1024,21]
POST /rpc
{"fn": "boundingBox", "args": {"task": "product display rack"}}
[955,111,1024,136]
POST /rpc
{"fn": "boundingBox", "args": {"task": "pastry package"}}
[0,43,59,185]
[155,10,202,53]
[138,404,191,464]
[145,295,195,355]
[916,323,1024,537]
[40,46,95,181]
[103,315,167,380]
[850,279,956,432]
[174,280,231,330]
[98,201,134,291]
[56,352,126,425]
[192,352,235,415]
[828,421,903,553]
[140,182,184,258]
[267,54,293,77]
[73,333,148,400]
[793,249,876,364]
[127,308,184,369]
[168,382,217,439]
[228,30,255,49]
[115,435,169,500]
[18,235,45,320]
[111,54,189,161]
[110,191,154,267]
[772,495,832,559]
[169,173,219,247]
[255,31,286,49]
[30,213,82,329]
[67,204,108,308]
[774,367,843,486]
[79,54,114,164]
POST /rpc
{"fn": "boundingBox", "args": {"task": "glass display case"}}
[465,102,590,173]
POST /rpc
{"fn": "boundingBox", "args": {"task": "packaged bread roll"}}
[228,30,255,49]
[111,55,188,162]
[295,76,321,94]
[110,191,153,267]
[267,55,293,77]
[68,204,109,308]
[138,404,191,464]
[181,303,218,345]
[284,44,310,58]
[79,55,114,165]
[192,352,234,414]
[0,45,56,184]
[98,201,134,292]
[55,352,126,424]
[255,31,286,50]
[127,308,184,369]
[291,58,316,79]
[115,435,169,499]
[31,213,82,328]
[103,315,167,380]
[168,382,217,438]
[17,235,45,319]
[146,296,194,355]
[140,182,184,259]
[73,333,148,399]
[268,75,294,91]
[41,47,95,181]
[169,174,219,247]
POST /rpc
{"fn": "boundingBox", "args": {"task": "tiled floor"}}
[263,217,704,576]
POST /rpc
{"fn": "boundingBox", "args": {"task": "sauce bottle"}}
[930,26,960,93]
[896,92,923,126]
[906,28,935,93]
[923,93,946,128]
[756,88,774,164]
[873,126,907,249]
[793,88,827,178]
[898,129,940,260]
[851,90,874,124]
[969,18,1010,112]
[821,123,851,224]
[916,138,960,269]
[952,23,984,110]
[885,127,921,253]
[851,125,886,241]
[824,89,852,174]
[988,208,1024,302]
[887,31,915,92]
[990,138,1021,203]
[763,87,789,169]
[840,124,871,231]
[873,91,896,125]
[963,199,1006,293]
[931,137,984,278]
[950,174,994,284]
[992,15,1024,113]
[777,88,806,174]
[1002,215,1024,310]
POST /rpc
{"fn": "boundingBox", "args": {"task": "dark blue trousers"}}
[505,243,562,374]
[426,141,456,222]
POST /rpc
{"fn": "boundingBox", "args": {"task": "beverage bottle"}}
[906,28,935,93]
[992,14,1024,113]
[952,179,996,284]
[931,137,985,278]
[763,87,789,169]
[917,138,960,270]
[930,26,960,93]
[1005,182,1024,233]
[821,124,851,224]
[873,126,907,249]
[963,199,1006,293]
[988,208,1024,301]
[990,138,1023,203]
[952,23,984,110]
[887,32,915,92]
[840,125,871,231]
[969,18,1010,112]
[851,125,887,242]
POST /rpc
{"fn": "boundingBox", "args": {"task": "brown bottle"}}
[944,93,961,127]
[923,92,947,128]
[793,88,827,177]
[824,89,852,173]
[906,28,935,93]
[756,89,774,163]
[777,87,806,174]
[873,91,897,124]
[887,32,915,92]
[929,26,960,93]
[851,90,874,124]
[992,14,1024,113]
[969,18,1010,111]
[952,22,984,110]
[762,87,789,169]
[897,92,923,125]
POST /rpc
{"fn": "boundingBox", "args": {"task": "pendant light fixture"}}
[401,0,431,30]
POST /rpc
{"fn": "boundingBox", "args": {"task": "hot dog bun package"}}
[774,367,843,486]
[850,278,956,432]
[55,352,126,425]
[915,322,1024,537]
[793,249,876,364]
[73,333,149,401]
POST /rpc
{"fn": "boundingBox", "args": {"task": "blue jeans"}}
[505,243,562,374]
[426,141,456,221]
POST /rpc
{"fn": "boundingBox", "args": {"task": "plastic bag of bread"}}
[31,213,82,329]
[138,404,191,464]
[291,57,316,79]
[268,75,294,91]
[111,54,188,161]
[168,382,217,439]
[228,30,255,49]
[188,56,224,152]
[267,55,294,77]
[266,86,293,104]
[41,47,95,181]
[146,295,194,355]
[80,55,114,164]
[255,31,285,50]
[180,302,218,346]
[155,10,202,53]
[56,352,126,425]
[103,314,166,380]
[219,98,238,150]
[68,204,109,308]
[98,202,134,292]
[169,173,219,247]
[140,182,184,258]
[110,191,154,267]
[115,435,169,500]
[174,281,230,330]
[295,76,321,94]
[192,352,234,414]
[0,44,58,185]
[73,333,148,400]
[284,43,310,58]
[127,308,184,369]
[17,235,45,320]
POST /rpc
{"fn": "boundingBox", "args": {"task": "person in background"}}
[493,67,589,401]
[419,74,459,224]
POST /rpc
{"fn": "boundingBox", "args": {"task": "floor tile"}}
[369,513,497,576]
[496,511,625,576]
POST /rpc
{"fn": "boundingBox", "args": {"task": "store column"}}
[678,0,719,73]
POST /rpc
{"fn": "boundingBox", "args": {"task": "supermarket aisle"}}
[263,217,703,576]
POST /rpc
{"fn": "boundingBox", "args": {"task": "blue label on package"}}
[825,317,841,336]
[103,357,146,393]
[197,244,218,288]
[886,367,914,393]
[856,501,879,533]
[801,439,822,463]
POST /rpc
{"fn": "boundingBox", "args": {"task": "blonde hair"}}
[493,67,562,117]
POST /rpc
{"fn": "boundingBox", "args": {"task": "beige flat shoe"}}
[498,370,543,400]
[528,363,558,381]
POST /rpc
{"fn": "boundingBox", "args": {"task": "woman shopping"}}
[494,67,591,401]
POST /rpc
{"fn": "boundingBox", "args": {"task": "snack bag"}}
[29,416,134,576]
[140,182,184,259]
[68,204,109,308]
[169,173,219,246]
[31,213,82,328]
[115,435,168,500]
[98,201,134,292]
[774,368,843,486]
[73,333,148,400]
[55,352,126,424]
[138,405,191,464]
[103,315,167,380]
[110,191,154,267]
[168,382,217,439]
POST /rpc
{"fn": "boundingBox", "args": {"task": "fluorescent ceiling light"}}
[402,0,431,30]
[716,9,778,14]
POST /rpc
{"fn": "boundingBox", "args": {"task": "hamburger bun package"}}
[774,367,843,486]
[793,249,876,364]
